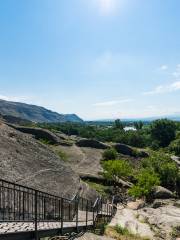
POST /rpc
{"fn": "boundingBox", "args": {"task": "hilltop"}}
[0,99,83,123]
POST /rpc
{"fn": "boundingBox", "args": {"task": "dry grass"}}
[105,226,150,240]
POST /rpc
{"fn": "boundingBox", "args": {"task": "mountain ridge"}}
[90,114,180,122]
[0,99,83,123]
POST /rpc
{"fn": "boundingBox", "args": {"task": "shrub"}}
[141,152,179,190]
[115,131,147,148]
[159,162,179,190]
[114,225,130,235]
[128,169,160,198]
[85,181,108,197]
[102,148,118,160]
[39,138,52,145]
[102,160,133,182]
[169,138,180,156]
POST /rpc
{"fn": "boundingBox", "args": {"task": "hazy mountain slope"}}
[0,99,83,123]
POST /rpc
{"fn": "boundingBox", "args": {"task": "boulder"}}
[171,156,180,167]
[76,138,109,149]
[8,125,73,146]
[109,206,154,239]
[138,204,180,239]
[127,200,145,210]
[113,143,149,157]
[113,143,134,156]
[152,199,175,208]
[9,125,61,144]
[153,186,174,199]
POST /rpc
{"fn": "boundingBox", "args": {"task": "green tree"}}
[128,169,160,198]
[114,119,124,130]
[150,119,176,147]
[102,160,132,182]
[169,138,180,156]
[141,152,179,190]
[159,162,179,190]
[134,121,143,130]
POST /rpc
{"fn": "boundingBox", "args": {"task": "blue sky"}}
[0,0,180,120]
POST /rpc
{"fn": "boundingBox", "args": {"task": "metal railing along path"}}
[0,178,116,240]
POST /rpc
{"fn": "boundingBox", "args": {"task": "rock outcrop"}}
[153,186,174,199]
[113,143,134,156]
[113,143,149,157]
[110,200,180,240]
[110,204,154,239]
[52,144,104,178]
[9,125,73,146]
[76,139,109,149]
[0,122,92,199]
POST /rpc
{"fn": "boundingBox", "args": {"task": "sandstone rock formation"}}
[0,122,93,199]
[76,139,109,149]
[110,199,180,240]
[113,143,149,158]
[153,186,174,199]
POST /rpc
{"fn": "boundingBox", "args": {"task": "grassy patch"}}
[55,150,68,161]
[171,226,180,238]
[85,181,109,197]
[114,225,131,236]
[39,138,52,145]
[105,226,150,240]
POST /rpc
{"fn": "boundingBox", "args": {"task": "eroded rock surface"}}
[52,144,104,178]
[110,200,180,240]
[76,139,109,149]
[153,186,174,199]
[0,122,80,198]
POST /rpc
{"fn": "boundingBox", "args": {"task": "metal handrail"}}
[0,178,114,239]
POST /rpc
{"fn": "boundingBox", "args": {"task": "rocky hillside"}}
[0,99,83,123]
[0,121,97,199]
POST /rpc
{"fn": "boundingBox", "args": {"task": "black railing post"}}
[22,191,25,221]
[61,198,64,235]
[86,200,88,229]
[58,199,61,221]
[34,190,38,240]
[93,205,95,229]
[76,196,79,232]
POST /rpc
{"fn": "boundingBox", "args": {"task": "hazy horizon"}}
[0,0,180,120]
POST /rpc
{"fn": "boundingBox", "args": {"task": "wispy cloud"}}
[0,94,29,102]
[172,64,180,78]
[93,98,133,107]
[160,65,168,71]
[143,81,180,95]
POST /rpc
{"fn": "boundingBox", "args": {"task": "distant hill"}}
[0,99,83,123]
[93,114,180,123]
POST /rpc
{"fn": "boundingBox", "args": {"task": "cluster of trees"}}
[36,118,180,156]
[34,119,180,199]
[102,149,180,199]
